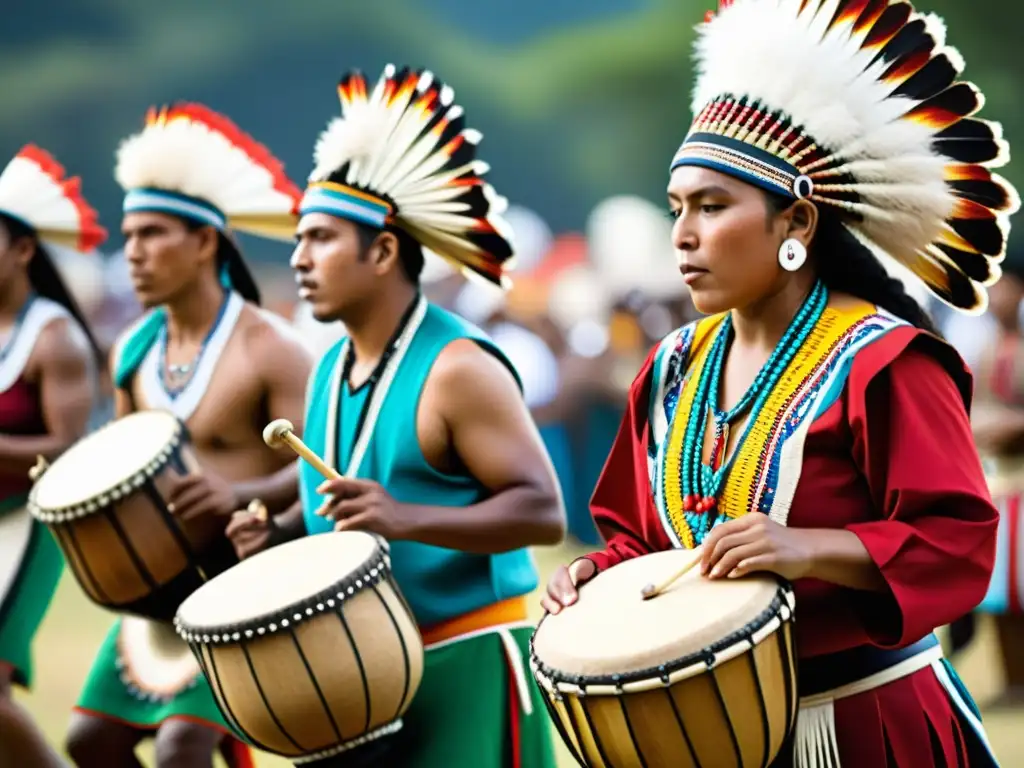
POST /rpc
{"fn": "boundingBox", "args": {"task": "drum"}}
[27,409,235,622]
[174,530,424,764]
[116,616,203,702]
[530,550,798,768]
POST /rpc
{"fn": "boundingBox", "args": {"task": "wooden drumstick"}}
[641,547,704,600]
[263,419,342,481]
[247,499,268,523]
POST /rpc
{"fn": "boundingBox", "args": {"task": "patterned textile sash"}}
[0,297,69,394]
[649,302,904,549]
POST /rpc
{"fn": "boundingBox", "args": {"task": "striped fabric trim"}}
[299,182,393,228]
[123,188,226,230]
[650,303,902,549]
[672,141,797,198]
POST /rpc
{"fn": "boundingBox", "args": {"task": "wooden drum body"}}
[530,550,798,768]
[27,410,234,622]
[174,531,424,764]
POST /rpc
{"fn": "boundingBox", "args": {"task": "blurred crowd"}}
[50,194,1024,551]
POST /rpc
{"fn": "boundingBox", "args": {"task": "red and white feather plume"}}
[0,145,107,253]
[116,103,302,241]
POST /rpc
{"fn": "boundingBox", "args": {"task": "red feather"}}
[15,144,107,252]
[148,103,303,214]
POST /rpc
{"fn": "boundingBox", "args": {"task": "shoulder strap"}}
[111,310,164,391]
[0,297,70,394]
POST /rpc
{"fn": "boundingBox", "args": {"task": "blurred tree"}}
[0,0,1018,255]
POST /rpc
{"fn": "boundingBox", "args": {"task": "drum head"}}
[176,531,379,630]
[117,616,200,699]
[31,410,181,511]
[533,550,783,680]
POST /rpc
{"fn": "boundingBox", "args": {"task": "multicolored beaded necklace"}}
[678,280,828,543]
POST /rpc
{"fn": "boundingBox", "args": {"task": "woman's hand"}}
[540,557,598,615]
[700,513,815,581]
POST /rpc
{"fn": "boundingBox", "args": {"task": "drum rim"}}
[530,581,794,688]
[173,537,391,645]
[27,410,185,523]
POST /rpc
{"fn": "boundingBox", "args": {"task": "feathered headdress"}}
[301,65,515,287]
[673,0,1019,314]
[116,104,302,303]
[0,145,106,253]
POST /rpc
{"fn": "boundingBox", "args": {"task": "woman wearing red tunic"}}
[0,146,105,766]
[542,0,1016,765]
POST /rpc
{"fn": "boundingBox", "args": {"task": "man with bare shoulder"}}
[227,65,565,768]
[0,146,105,768]
[66,104,312,768]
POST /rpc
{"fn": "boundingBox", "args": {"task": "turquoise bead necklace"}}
[678,280,828,543]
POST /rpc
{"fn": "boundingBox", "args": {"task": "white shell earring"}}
[778,238,807,272]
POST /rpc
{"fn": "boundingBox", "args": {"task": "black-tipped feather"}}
[934,120,1004,164]
[871,17,931,69]
[924,252,984,311]
[948,179,1015,212]
[892,55,959,100]
[864,2,913,48]
[949,218,1005,256]
[907,82,982,122]
[936,242,998,282]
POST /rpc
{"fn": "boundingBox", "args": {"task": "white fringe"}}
[795,700,840,768]
[792,642,943,768]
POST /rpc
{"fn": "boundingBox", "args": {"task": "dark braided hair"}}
[764,192,940,335]
[354,221,425,284]
[0,212,104,364]
[179,218,261,306]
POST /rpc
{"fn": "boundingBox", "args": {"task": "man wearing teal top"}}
[227,65,565,767]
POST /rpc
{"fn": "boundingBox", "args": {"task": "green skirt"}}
[75,616,234,732]
[325,625,557,767]
[0,498,64,688]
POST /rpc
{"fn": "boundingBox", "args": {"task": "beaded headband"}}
[299,182,394,229]
[123,188,227,231]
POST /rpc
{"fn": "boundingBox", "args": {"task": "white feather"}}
[306,68,512,284]
[0,156,80,235]
[116,115,296,219]
[688,0,983,271]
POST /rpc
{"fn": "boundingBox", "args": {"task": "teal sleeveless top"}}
[300,300,540,627]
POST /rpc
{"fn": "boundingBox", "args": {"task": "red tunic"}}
[584,326,998,766]
[0,376,45,500]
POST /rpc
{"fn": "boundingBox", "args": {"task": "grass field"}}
[15,541,1024,766]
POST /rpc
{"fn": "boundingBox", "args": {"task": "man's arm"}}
[231,319,313,513]
[399,339,566,553]
[0,319,95,472]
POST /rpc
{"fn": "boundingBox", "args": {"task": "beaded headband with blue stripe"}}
[299,182,393,229]
[123,188,228,231]
[122,187,246,293]
[671,131,814,201]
